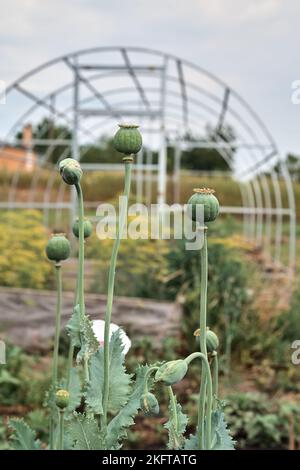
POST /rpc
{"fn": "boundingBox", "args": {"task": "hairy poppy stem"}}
[187,351,213,449]
[197,229,213,449]
[168,386,180,449]
[74,183,90,383]
[49,262,62,450]
[58,410,65,450]
[212,353,219,411]
[75,183,85,320]
[102,158,133,431]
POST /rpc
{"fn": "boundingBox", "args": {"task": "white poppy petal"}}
[92,320,131,355]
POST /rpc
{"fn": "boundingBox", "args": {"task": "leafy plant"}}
[7,125,235,451]
[0,210,51,288]
[225,392,300,449]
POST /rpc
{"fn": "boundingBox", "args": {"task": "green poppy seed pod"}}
[59,158,82,185]
[45,233,71,262]
[206,329,219,353]
[155,360,188,386]
[72,218,93,239]
[187,188,219,223]
[140,392,159,416]
[58,157,73,173]
[194,327,219,353]
[113,124,142,155]
[55,389,70,409]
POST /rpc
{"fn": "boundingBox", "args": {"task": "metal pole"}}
[71,56,79,230]
[271,170,283,264]
[280,162,296,271]
[252,177,263,245]
[244,181,256,241]
[240,183,251,239]
[146,147,153,206]
[260,174,272,254]
[136,148,143,203]
[43,172,57,228]
[173,140,181,203]
[157,57,168,209]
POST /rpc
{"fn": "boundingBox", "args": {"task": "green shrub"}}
[86,235,169,298]
[165,237,253,366]
[225,392,300,450]
[0,345,51,407]
[0,210,51,288]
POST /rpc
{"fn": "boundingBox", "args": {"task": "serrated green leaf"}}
[184,432,198,450]
[106,365,149,450]
[85,349,103,415]
[66,304,81,347]
[184,410,235,450]
[9,419,41,450]
[66,413,103,450]
[211,410,235,450]
[67,367,82,414]
[164,391,188,449]
[85,330,132,416]
[77,314,99,362]
[66,304,99,363]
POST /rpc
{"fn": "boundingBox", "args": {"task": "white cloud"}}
[0,0,299,156]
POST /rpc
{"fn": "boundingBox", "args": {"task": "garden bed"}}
[0,287,182,352]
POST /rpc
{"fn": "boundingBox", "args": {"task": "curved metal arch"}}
[5,68,282,236]
[0,46,295,269]
[4,87,281,260]
[4,56,276,155]
[4,62,279,185]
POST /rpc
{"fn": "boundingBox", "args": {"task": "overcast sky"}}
[0,0,299,157]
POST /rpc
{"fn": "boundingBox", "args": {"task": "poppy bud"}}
[58,157,73,173]
[194,327,219,353]
[59,158,82,185]
[155,360,188,386]
[140,392,159,416]
[113,124,142,156]
[46,234,71,262]
[72,218,93,239]
[55,389,70,409]
[187,188,219,223]
[206,329,219,353]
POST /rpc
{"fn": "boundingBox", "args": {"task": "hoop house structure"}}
[0,46,296,270]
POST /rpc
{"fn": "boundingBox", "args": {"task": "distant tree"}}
[273,153,300,181]
[16,117,236,172]
[80,135,122,164]
[178,124,235,171]
[16,118,73,165]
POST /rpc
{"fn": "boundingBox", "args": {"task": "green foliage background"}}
[0,210,51,288]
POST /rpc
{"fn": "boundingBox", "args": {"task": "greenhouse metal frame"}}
[0,46,295,271]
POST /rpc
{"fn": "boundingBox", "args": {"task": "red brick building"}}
[0,124,37,172]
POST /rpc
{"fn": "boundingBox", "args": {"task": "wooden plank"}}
[0,287,182,352]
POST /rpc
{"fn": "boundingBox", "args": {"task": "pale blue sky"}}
[0,0,299,157]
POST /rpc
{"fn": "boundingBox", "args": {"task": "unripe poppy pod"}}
[46,234,71,262]
[72,218,93,239]
[140,392,159,416]
[113,124,142,155]
[187,188,219,223]
[59,158,82,185]
[55,389,70,409]
[194,327,219,353]
[155,359,188,386]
